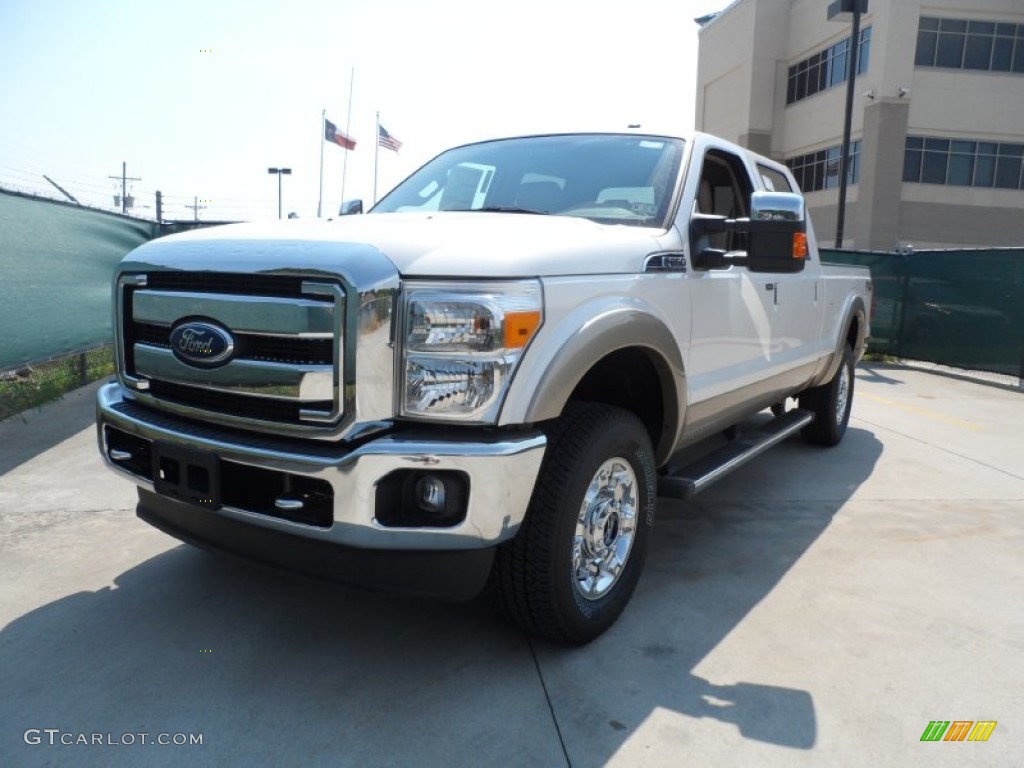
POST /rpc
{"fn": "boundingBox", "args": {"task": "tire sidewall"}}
[548,414,656,641]
[830,346,855,441]
[801,343,855,446]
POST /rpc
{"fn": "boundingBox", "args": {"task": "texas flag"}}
[324,118,356,150]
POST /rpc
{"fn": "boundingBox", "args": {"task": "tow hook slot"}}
[151,441,221,510]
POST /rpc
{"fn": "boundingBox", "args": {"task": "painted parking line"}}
[860,392,985,431]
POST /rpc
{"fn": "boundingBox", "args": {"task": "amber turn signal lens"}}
[793,232,809,259]
[503,310,542,349]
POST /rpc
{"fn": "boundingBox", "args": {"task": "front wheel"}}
[489,403,657,645]
[800,343,855,446]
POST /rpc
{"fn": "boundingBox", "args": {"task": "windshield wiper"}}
[470,206,550,215]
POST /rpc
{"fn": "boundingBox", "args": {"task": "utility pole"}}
[155,191,163,225]
[185,196,207,222]
[108,161,140,213]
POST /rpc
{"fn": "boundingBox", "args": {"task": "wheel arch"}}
[811,297,868,388]
[505,309,686,466]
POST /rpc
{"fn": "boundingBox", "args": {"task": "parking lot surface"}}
[1,365,1021,767]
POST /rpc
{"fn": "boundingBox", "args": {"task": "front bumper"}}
[95,382,546,555]
[135,488,498,600]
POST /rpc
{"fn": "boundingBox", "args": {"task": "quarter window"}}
[758,165,793,193]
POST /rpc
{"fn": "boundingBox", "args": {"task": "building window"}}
[785,141,862,193]
[915,17,1024,73]
[786,27,871,105]
[903,136,1024,189]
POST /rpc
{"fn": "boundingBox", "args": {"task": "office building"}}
[696,0,1024,249]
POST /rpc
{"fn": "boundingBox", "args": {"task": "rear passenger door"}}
[753,162,822,372]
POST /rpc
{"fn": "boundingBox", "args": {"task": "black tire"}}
[489,403,657,645]
[800,343,855,446]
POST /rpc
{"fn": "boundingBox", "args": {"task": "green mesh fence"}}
[2,190,1020,390]
[0,190,155,370]
[821,247,1024,378]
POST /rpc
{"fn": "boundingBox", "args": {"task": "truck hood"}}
[144,212,671,277]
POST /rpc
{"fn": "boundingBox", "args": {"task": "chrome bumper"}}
[96,382,546,551]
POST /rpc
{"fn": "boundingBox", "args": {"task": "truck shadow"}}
[857,363,906,386]
[531,423,883,761]
[0,380,104,476]
[0,426,882,767]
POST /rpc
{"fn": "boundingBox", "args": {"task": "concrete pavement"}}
[1,366,1021,767]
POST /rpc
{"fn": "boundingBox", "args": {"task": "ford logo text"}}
[169,320,235,368]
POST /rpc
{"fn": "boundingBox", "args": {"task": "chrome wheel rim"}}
[573,458,638,601]
[835,362,851,425]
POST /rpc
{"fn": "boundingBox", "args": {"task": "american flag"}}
[378,125,402,152]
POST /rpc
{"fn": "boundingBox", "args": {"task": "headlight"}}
[400,281,543,422]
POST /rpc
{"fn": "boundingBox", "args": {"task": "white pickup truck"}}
[96,132,871,644]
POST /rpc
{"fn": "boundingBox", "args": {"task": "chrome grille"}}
[118,272,344,433]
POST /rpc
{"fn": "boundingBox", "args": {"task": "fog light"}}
[415,475,447,514]
[375,469,469,528]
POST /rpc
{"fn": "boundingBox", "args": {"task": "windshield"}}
[371,134,685,228]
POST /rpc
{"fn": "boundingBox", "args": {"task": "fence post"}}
[893,249,912,359]
[78,351,88,386]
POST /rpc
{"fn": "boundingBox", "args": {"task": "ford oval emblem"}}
[169,320,235,368]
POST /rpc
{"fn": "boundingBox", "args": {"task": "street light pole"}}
[828,0,868,249]
[267,167,292,219]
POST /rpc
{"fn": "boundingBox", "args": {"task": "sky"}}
[0,0,729,222]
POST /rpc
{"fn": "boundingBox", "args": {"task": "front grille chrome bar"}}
[133,345,334,401]
[133,290,335,337]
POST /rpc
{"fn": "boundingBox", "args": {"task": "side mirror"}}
[690,214,733,270]
[690,192,807,273]
[745,191,807,273]
[339,199,363,216]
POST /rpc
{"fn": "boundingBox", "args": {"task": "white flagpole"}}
[340,68,354,207]
[374,111,380,204]
[317,108,325,218]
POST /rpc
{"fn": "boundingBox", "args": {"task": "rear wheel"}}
[489,403,657,645]
[800,343,855,446]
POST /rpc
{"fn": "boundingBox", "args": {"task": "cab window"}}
[695,149,753,252]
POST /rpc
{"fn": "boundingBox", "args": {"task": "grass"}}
[0,346,114,421]
[862,351,900,363]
